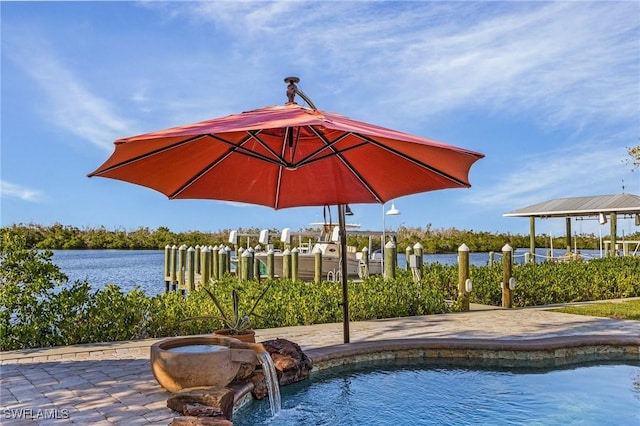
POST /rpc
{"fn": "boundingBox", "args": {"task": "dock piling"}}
[186,246,195,291]
[502,244,514,308]
[291,248,299,281]
[201,246,211,285]
[384,240,396,280]
[458,244,470,312]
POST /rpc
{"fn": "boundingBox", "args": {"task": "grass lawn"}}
[551,299,640,321]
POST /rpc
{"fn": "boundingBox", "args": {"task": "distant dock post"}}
[194,245,201,274]
[313,247,323,283]
[248,248,255,280]
[501,244,514,308]
[360,246,369,278]
[170,244,177,291]
[178,245,187,290]
[186,246,196,291]
[529,216,536,264]
[201,246,211,285]
[237,247,245,281]
[457,244,470,312]
[267,249,275,279]
[211,246,219,280]
[405,246,413,271]
[241,249,253,281]
[610,212,617,257]
[413,242,424,270]
[291,248,299,281]
[164,245,171,293]
[282,248,292,279]
[252,246,261,279]
[384,240,396,279]
[219,247,228,277]
[225,246,232,273]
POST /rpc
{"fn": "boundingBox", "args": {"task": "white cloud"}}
[467,141,630,209]
[164,1,638,131]
[3,35,134,151]
[1,181,45,203]
[4,2,635,159]
[9,2,633,151]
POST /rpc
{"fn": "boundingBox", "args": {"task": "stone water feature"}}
[152,336,312,424]
[151,335,263,392]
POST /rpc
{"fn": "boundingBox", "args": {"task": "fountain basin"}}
[151,335,262,392]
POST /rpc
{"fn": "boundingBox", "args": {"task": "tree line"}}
[4,222,634,253]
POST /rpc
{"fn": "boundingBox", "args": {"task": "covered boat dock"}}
[503,193,640,259]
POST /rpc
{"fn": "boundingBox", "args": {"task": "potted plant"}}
[184,280,271,343]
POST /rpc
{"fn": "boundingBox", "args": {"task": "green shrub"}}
[467,264,503,305]
[469,257,640,307]
[2,230,638,351]
[1,233,78,350]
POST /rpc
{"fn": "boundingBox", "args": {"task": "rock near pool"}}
[168,416,232,426]
[167,386,234,420]
[261,338,313,386]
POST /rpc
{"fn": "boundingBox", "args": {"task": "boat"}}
[235,224,386,281]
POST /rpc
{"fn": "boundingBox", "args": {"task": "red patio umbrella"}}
[89,77,484,343]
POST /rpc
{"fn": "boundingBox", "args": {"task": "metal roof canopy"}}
[503,194,640,219]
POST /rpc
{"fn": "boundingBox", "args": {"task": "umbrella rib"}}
[353,133,471,187]
[297,138,367,167]
[285,129,471,204]
[212,132,287,167]
[333,153,384,203]
[274,166,284,209]
[306,127,384,203]
[293,129,351,168]
[273,128,290,209]
[91,132,286,177]
[89,134,212,175]
[298,126,469,187]
[247,130,288,166]
[169,147,234,199]
[169,133,286,199]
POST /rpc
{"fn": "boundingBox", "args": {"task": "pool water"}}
[233,360,640,425]
[167,344,227,353]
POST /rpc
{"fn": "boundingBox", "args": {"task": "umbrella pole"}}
[338,204,350,344]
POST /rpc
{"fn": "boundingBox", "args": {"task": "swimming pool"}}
[233,360,640,425]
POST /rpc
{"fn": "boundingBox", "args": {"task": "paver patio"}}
[1,302,639,425]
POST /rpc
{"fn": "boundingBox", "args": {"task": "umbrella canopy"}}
[89,78,484,344]
[88,105,483,209]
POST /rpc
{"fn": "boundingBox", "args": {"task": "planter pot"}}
[213,329,256,343]
[150,334,261,392]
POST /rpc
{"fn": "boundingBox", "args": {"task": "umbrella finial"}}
[284,76,300,104]
[284,76,317,110]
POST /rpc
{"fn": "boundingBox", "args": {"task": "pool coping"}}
[305,335,640,369]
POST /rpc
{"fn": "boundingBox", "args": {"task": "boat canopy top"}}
[503,193,640,219]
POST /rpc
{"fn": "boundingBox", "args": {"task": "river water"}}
[51,248,603,296]
[52,250,165,296]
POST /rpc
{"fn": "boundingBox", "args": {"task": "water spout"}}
[257,350,281,416]
[230,341,280,416]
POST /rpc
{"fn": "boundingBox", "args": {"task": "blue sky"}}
[2,1,639,237]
